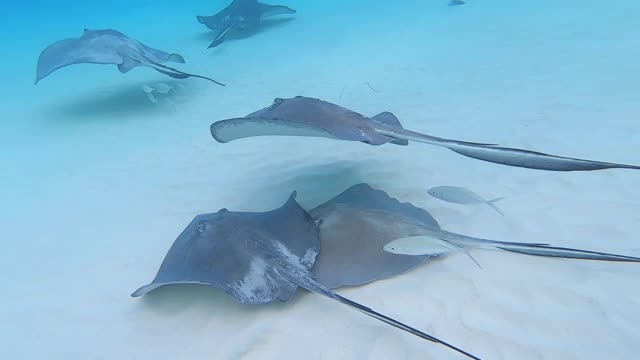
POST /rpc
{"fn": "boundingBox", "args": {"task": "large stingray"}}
[310,183,441,289]
[132,192,480,359]
[309,184,640,290]
[210,96,640,172]
[197,0,296,48]
[35,29,225,86]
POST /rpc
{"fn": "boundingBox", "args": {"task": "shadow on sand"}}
[44,79,197,123]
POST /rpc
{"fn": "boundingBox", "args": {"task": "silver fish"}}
[427,186,505,215]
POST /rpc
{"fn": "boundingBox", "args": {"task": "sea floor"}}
[2,0,640,359]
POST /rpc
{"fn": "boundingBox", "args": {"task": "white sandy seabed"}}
[2,0,640,359]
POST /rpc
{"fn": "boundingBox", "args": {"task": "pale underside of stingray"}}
[132,192,480,360]
[210,96,640,172]
[309,184,640,291]
[35,29,225,86]
[197,0,296,48]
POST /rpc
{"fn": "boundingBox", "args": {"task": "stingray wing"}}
[310,184,441,289]
[132,192,319,304]
[259,4,296,19]
[210,117,340,143]
[318,183,440,228]
[131,211,299,304]
[35,31,127,83]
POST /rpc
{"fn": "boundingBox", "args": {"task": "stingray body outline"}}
[132,191,480,359]
[309,183,640,292]
[36,29,225,86]
[197,0,296,48]
[210,96,640,172]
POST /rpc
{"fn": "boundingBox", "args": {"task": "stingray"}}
[309,183,442,289]
[35,29,225,86]
[309,184,640,290]
[131,192,480,359]
[210,96,640,172]
[197,0,296,48]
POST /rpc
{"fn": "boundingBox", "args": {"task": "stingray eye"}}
[197,222,207,233]
[273,98,284,105]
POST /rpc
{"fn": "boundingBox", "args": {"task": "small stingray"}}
[307,184,640,290]
[197,0,296,48]
[132,192,479,359]
[210,96,640,172]
[36,29,225,86]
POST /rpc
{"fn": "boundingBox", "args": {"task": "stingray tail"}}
[208,25,236,49]
[426,228,640,262]
[371,123,640,172]
[485,197,505,216]
[496,244,640,262]
[276,266,481,360]
[143,58,226,86]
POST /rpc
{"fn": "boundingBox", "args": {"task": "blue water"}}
[2,1,640,359]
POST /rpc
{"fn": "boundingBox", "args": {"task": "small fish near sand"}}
[428,186,505,215]
[383,230,640,263]
[142,82,178,105]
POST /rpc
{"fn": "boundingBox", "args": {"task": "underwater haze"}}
[2,0,640,359]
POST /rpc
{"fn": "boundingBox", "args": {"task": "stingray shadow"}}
[243,159,386,209]
[44,79,197,123]
[196,18,296,47]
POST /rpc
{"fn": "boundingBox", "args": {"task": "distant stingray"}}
[210,96,640,172]
[36,29,225,86]
[197,0,296,48]
[132,192,480,360]
[309,184,640,290]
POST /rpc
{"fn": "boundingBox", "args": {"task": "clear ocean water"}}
[2,1,639,359]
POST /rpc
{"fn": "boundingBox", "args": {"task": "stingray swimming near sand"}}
[132,191,480,359]
[308,184,640,290]
[210,96,640,172]
[197,0,296,48]
[35,29,225,86]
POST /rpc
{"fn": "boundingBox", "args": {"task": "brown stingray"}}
[210,96,640,172]
[310,183,441,289]
[132,191,480,360]
[310,184,640,291]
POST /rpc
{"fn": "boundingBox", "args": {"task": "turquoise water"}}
[2,1,640,359]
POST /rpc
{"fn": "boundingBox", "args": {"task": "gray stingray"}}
[35,29,225,86]
[210,96,640,172]
[309,184,640,290]
[197,0,296,48]
[131,192,480,359]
